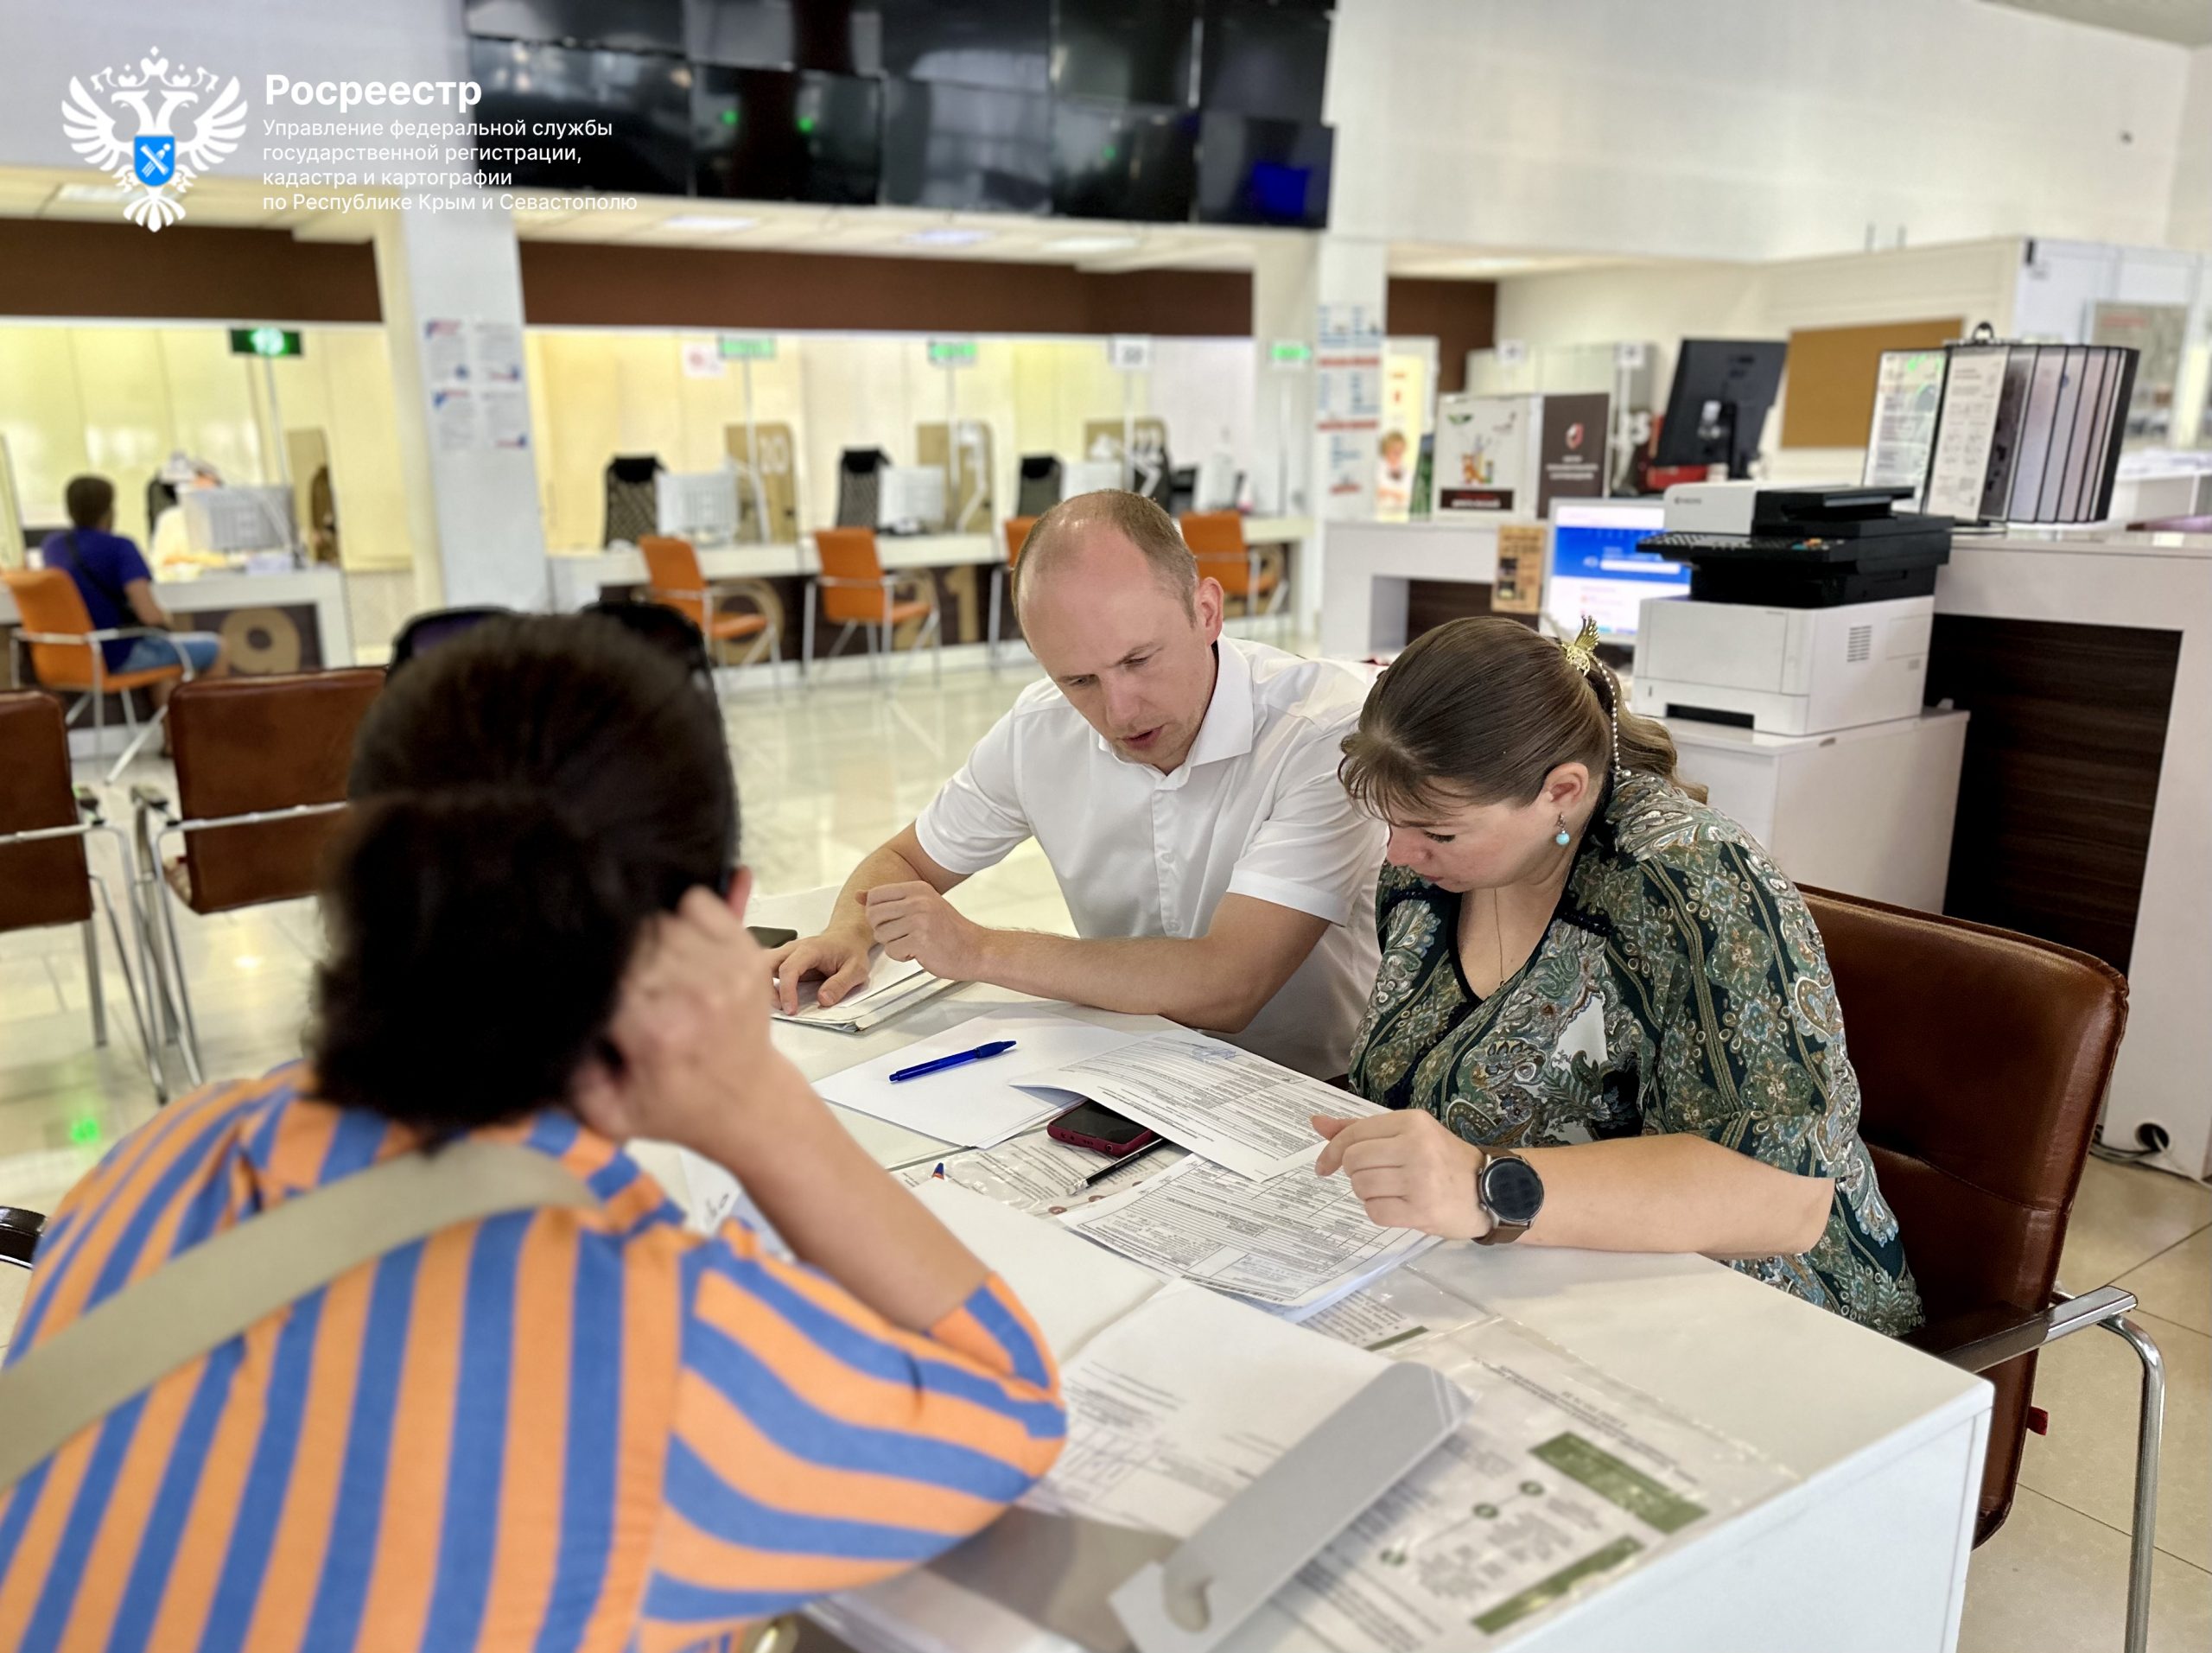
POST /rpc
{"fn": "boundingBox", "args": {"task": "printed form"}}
[1056,1152,1436,1314]
[1015,1027,1376,1179]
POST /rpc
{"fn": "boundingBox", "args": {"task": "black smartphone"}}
[747,925,798,950]
[1047,1100,1161,1159]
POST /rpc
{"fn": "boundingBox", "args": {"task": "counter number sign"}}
[229,327,302,359]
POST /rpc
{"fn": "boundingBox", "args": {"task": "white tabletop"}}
[640,884,1991,1653]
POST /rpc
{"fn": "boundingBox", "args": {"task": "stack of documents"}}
[770,949,957,1033]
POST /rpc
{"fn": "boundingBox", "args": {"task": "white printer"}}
[1629,483,1951,737]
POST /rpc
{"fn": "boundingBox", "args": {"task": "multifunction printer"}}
[1629,483,1951,736]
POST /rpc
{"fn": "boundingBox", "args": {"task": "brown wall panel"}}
[518,243,1252,334]
[1385,278,1499,395]
[1780,317,1961,449]
[0,222,382,322]
[1926,614,2179,973]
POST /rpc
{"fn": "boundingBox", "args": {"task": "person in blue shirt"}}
[41,475,228,711]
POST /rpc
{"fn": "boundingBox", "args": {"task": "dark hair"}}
[65,475,115,530]
[1340,617,1702,818]
[310,615,739,1133]
[1014,487,1198,614]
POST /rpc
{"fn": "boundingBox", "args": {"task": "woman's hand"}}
[1312,1111,1496,1241]
[575,887,808,1158]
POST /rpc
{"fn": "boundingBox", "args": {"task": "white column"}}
[372,200,548,614]
[1251,235,1319,517]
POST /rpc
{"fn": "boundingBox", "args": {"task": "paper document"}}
[907,1179,1168,1361]
[1294,1271,1497,1354]
[1277,1322,1795,1650]
[771,949,957,1032]
[1024,1281,1389,1539]
[1056,1152,1436,1314]
[816,1011,1147,1148]
[896,1130,1187,1213]
[1015,1027,1378,1178]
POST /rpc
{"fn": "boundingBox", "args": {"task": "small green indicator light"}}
[1103,143,1118,162]
[721,108,739,126]
[69,1116,100,1148]
[797,114,817,134]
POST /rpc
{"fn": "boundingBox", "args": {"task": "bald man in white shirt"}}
[767,490,1384,1078]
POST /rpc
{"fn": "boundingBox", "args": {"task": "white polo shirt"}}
[916,638,1384,1078]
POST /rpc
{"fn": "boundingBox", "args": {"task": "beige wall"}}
[0,321,417,570]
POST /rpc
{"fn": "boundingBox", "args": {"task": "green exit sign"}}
[927,337,978,368]
[229,326,302,359]
[719,334,778,361]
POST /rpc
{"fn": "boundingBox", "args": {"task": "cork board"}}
[1780,318,1962,449]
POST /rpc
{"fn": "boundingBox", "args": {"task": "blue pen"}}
[888,1039,1018,1084]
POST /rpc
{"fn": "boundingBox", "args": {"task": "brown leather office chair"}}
[131,669,384,1086]
[1808,887,2163,1653]
[0,691,160,1097]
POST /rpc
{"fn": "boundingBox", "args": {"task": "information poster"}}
[1922,347,2009,521]
[1862,349,1947,507]
[1493,524,1546,614]
[1535,393,1609,518]
[1433,394,1529,512]
[423,317,531,452]
[1317,302,1384,520]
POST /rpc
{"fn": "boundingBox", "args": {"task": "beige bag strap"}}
[0,1139,597,1494]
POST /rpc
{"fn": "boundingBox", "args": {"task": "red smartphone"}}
[1047,1100,1160,1159]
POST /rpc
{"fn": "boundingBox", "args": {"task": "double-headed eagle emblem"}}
[63,50,245,232]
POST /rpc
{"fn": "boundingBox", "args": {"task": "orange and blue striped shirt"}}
[0,1064,1065,1652]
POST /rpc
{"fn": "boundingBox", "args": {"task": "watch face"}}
[1482,1155,1545,1224]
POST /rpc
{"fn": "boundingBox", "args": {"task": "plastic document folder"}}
[770,950,958,1033]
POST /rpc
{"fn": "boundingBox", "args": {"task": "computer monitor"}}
[1652,340,1787,480]
[1062,459,1123,499]
[656,469,740,544]
[1544,500,1686,643]
[878,465,948,533]
[182,487,296,556]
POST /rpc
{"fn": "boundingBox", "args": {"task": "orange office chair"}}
[3,568,194,782]
[804,527,942,689]
[1179,512,1284,628]
[988,515,1039,669]
[639,535,781,691]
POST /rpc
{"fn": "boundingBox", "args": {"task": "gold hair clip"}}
[1559,615,1601,674]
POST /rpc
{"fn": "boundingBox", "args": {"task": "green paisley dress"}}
[1347,767,1923,1336]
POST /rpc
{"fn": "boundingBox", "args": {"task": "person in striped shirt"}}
[0,615,1067,1652]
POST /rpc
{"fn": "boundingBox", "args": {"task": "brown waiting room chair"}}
[1806,887,2161,1653]
[804,527,941,689]
[130,670,384,1087]
[3,568,196,782]
[988,514,1039,670]
[0,691,162,1098]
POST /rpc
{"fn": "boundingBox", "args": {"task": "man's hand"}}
[1312,1111,1495,1240]
[865,881,991,982]
[766,927,874,1013]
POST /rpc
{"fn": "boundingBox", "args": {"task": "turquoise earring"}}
[1554,815,1571,847]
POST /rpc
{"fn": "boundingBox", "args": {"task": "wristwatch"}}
[1472,1148,1544,1245]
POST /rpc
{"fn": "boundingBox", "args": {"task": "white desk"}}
[546,533,999,612]
[638,887,1991,1653]
[1319,516,1510,658]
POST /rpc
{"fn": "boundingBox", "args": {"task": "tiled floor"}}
[3,655,2207,1651]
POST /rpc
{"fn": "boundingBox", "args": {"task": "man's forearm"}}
[826,843,944,938]
[972,927,1255,1032]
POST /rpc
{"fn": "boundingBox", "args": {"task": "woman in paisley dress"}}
[1314,616,1923,1336]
